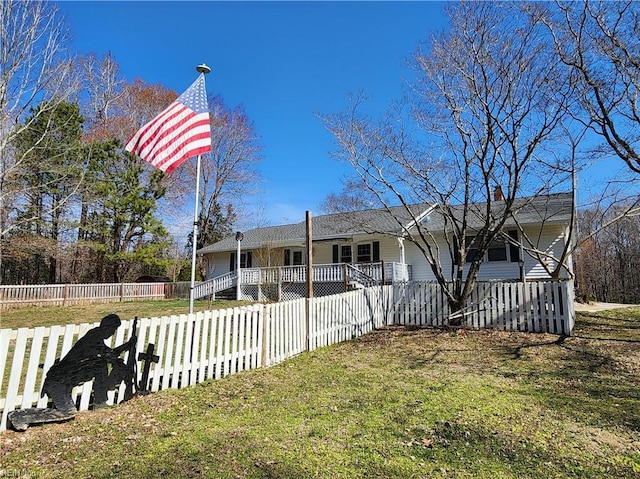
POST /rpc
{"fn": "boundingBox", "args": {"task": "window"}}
[487,230,521,262]
[487,237,508,262]
[340,245,352,263]
[464,230,520,263]
[465,236,482,263]
[284,248,304,266]
[229,251,252,270]
[356,241,380,263]
[357,243,372,262]
[333,241,379,264]
[332,244,352,263]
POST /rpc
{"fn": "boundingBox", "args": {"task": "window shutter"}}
[247,251,253,268]
[229,252,235,271]
[284,249,291,266]
[332,245,339,263]
[373,241,380,262]
[509,230,520,263]
[453,235,461,266]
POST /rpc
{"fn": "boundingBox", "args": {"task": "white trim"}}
[402,203,438,234]
[397,237,406,265]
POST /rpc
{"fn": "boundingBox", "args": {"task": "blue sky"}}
[60,1,449,228]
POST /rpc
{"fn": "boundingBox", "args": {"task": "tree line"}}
[0,1,262,285]
[575,205,640,304]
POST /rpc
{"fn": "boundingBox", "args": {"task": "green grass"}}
[1,308,639,478]
[0,298,253,330]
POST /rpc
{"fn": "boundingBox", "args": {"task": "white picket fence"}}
[393,280,575,335]
[0,287,392,431]
[0,282,167,309]
[0,280,574,431]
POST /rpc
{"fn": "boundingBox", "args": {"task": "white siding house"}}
[198,193,574,285]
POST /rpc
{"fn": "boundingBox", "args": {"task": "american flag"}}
[125,74,212,173]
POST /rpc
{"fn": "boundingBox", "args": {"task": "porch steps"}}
[192,272,237,300]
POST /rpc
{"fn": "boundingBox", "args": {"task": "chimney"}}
[494,185,504,201]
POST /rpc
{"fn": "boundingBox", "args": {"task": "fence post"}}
[565,279,576,335]
[261,305,269,367]
[119,283,125,302]
[305,298,311,352]
[63,284,69,306]
[343,264,348,292]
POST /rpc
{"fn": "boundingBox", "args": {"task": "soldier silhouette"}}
[8,313,136,431]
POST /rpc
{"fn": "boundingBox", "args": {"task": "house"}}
[196,192,574,300]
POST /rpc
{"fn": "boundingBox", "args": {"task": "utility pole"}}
[305,211,313,350]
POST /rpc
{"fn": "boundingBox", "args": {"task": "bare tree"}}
[320,178,382,214]
[76,52,125,134]
[320,2,575,323]
[0,0,76,233]
[115,78,178,142]
[185,95,263,251]
[538,1,640,174]
[0,0,77,282]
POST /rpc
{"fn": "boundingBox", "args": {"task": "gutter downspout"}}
[397,236,406,281]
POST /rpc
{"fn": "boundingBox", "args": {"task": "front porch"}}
[194,262,412,302]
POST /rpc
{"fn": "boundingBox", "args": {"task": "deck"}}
[194,262,412,301]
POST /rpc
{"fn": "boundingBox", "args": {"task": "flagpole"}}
[189,153,202,315]
[189,63,211,315]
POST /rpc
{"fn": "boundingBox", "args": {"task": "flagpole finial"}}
[196,63,211,75]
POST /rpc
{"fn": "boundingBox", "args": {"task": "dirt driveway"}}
[574,301,639,312]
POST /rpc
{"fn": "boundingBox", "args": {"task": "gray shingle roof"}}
[198,193,573,254]
[427,192,573,231]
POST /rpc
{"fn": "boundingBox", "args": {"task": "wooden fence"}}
[0,279,573,431]
[0,282,171,310]
[393,280,575,335]
[0,287,391,431]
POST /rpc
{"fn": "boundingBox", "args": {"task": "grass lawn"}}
[1,307,639,478]
[0,298,253,330]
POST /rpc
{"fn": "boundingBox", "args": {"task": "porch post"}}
[397,237,406,281]
[235,231,243,300]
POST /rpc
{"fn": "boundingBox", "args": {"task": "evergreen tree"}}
[6,101,84,284]
[80,140,170,282]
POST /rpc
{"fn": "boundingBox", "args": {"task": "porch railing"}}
[192,272,237,299]
[385,262,411,282]
[193,262,412,300]
[236,262,411,286]
[345,264,378,287]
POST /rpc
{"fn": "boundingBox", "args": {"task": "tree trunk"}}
[448,298,465,328]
